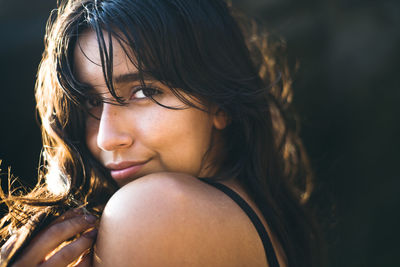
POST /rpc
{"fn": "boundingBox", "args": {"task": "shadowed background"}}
[0,0,399,266]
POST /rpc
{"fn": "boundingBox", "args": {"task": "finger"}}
[50,208,85,226]
[21,214,97,264]
[40,228,97,267]
[12,209,86,266]
[74,249,93,267]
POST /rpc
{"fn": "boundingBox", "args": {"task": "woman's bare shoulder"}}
[93,172,267,267]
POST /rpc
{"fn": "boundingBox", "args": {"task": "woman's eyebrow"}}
[114,72,155,84]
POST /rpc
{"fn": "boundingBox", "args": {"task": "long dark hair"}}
[1,0,321,266]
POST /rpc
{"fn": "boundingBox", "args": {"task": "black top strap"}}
[201,179,280,267]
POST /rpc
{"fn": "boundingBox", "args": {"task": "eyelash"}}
[130,86,162,100]
[85,96,102,109]
[85,86,162,109]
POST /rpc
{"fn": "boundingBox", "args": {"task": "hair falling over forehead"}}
[1,0,322,266]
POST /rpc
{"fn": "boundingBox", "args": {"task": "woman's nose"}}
[96,103,134,151]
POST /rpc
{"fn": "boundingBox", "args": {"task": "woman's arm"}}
[93,172,267,267]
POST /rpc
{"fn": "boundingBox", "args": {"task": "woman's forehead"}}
[73,29,139,89]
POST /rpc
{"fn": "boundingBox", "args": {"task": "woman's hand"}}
[11,208,98,267]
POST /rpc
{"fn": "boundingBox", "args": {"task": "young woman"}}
[0,0,321,266]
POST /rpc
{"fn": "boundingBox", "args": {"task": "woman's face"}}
[73,30,226,187]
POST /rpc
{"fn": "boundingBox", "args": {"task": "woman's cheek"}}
[134,109,179,147]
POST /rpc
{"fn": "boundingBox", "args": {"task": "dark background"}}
[0,0,399,266]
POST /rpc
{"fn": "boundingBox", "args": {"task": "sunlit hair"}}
[0,0,321,266]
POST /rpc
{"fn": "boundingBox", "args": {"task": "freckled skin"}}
[74,29,226,187]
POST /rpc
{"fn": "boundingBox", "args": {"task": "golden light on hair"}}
[45,160,70,196]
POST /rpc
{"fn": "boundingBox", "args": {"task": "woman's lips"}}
[107,161,148,182]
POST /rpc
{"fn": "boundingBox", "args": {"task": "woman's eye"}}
[85,97,103,109]
[131,87,162,100]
